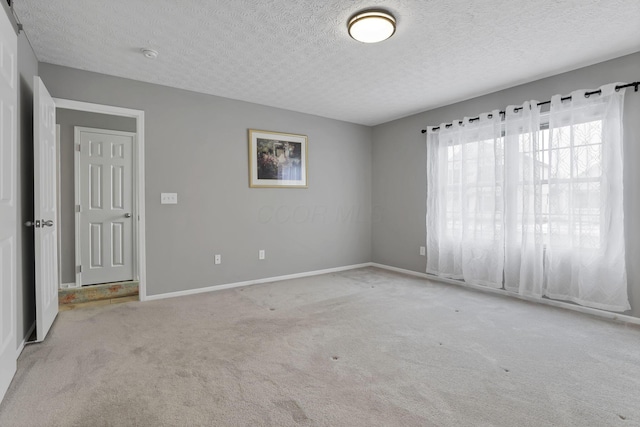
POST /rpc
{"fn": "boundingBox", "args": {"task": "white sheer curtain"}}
[426,112,504,288]
[503,101,545,296]
[426,83,630,312]
[542,84,629,311]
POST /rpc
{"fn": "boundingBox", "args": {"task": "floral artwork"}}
[249,130,308,188]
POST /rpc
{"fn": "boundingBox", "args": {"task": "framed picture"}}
[249,129,308,188]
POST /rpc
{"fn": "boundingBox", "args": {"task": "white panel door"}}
[34,77,59,342]
[0,5,18,402]
[77,128,134,285]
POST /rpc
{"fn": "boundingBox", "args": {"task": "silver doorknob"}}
[124,213,132,218]
[42,220,54,227]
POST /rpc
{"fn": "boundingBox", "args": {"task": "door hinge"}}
[77,265,82,274]
[76,204,81,213]
[76,144,81,152]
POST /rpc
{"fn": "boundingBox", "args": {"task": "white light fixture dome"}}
[348,10,396,43]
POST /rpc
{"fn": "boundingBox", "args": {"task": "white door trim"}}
[53,98,147,301]
[74,126,136,286]
[56,124,62,288]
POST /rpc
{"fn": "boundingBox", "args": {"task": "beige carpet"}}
[1,267,639,426]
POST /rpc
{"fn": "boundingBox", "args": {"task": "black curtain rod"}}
[420,81,640,134]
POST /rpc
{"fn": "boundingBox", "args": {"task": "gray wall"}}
[56,109,136,284]
[17,28,38,345]
[372,52,640,317]
[40,64,373,296]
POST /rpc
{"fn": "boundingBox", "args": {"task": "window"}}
[512,119,604,249]
[445,137,504,241]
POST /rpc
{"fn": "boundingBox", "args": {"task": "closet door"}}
[0,5,18,403]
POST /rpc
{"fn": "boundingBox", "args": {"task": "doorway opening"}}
[53,99,147,303]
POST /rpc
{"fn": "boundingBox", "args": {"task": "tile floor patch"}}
[59,281,139,309]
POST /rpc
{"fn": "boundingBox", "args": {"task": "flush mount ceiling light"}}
[348,10,396,43]
[141,48,159,59]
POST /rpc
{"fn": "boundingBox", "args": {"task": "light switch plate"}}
[161,193,178,204]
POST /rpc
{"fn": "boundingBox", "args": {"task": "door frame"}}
[56,125,62,288]
[53,98,148,301]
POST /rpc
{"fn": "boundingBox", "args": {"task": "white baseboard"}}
[16,322,36,358]
[371,262,640,326]
[145,263,373,302]
[59,282,78,289]
[369,263,429,279]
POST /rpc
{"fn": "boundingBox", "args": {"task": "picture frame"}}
[248,129,308,188]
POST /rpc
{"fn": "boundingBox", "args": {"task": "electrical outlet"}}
[161,193,178,204]
[259,250,265,260]
[420,246,426,256]
[214,254,221,264]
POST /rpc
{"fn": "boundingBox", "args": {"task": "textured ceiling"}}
[13,0,640,126]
